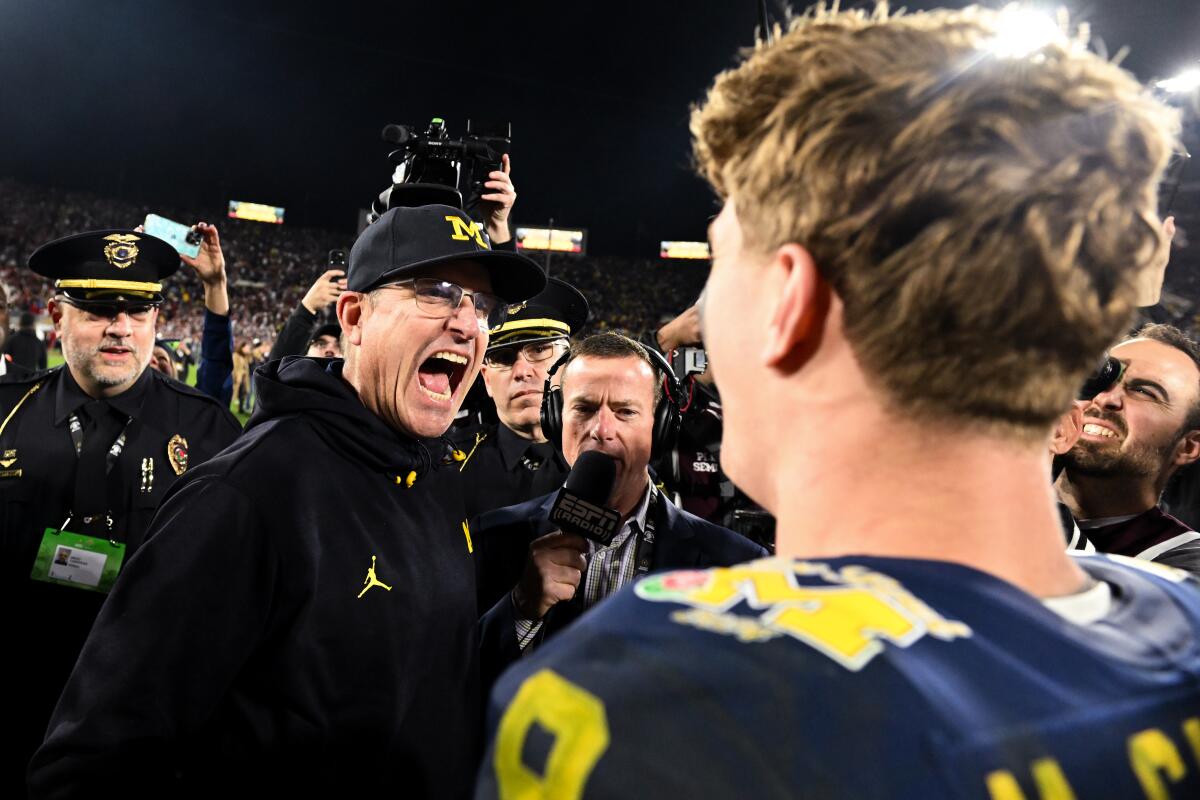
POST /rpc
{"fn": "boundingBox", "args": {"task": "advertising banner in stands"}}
[660,241,711,260]
[515,226,586,254]
[228,201,286,224]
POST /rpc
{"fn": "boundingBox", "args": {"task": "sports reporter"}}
[473,332,764,690]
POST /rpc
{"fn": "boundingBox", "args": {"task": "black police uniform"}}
[452,277,589,518]
[456,422,569,518]
[2,367,240,786]
[28,205,547,798]
[1,229,241,793]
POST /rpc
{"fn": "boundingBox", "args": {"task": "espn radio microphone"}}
[549,450,622,545]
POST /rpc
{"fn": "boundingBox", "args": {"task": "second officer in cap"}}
[0,229,240,792]
[453,277,589,517]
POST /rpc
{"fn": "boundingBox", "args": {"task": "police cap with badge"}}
[29,230,181,308]
[488,277,590,354]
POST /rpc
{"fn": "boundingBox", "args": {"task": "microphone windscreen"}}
[551,451,622,545]
[563,450,616,506]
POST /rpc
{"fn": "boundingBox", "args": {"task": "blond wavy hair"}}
[692,3,1179,437]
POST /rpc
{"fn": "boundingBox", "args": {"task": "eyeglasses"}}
[377,278,507,331]
[483,339,569,369]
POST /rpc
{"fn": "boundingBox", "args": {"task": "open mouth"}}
[417,350,469,403]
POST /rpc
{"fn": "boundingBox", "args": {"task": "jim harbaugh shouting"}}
[28,205,545,798]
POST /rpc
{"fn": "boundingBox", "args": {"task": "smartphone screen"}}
[144,214,200,259]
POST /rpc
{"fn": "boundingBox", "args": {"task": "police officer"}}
[453,277,589,517]
[1,229,240,791]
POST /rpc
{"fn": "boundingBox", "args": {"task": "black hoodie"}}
[31,358,480,798]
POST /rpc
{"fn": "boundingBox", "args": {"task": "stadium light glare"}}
[1156,67,1200,94]
[986,5,1061,59]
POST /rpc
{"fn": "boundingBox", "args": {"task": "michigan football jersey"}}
[478,555,1200,799]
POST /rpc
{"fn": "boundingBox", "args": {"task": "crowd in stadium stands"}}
[543,254,708,336]
[0,178,711,354]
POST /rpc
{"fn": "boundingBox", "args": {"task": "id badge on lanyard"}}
[30,527,126,593]
[32,411,135,593]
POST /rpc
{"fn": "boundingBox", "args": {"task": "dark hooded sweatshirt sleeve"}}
[29,476,275,795]
[29,357,480,798]
[267,303,317,362]
[195,309,235,403]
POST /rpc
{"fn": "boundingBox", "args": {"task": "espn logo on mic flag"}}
[550,492,622,545]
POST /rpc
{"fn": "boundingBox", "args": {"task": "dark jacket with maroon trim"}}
[1079,507,1200,577]
[30,357,480,798]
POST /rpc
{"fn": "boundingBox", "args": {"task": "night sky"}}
[1,0,1197,255]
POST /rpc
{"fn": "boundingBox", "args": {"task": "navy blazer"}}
[474,488,768,690]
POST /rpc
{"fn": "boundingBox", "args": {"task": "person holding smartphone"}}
[266,256,348,362]
[135,218,235,404]
[179,221,237,402]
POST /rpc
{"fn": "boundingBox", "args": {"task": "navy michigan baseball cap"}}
[347,205,546,304]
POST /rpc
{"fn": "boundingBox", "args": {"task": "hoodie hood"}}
[249,356,436,479]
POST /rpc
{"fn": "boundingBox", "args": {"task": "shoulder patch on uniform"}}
[0,364,59,389]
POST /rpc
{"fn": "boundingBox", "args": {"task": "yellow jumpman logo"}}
[357,555,393,599]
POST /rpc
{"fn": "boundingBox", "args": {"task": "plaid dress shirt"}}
[515,480,654,651]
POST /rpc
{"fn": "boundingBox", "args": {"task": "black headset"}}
[540,346,682,458]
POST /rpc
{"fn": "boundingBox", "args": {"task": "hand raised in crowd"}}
[512,530,589,620]
[133,220,229,315]
[656,300,703,353]
[182,222,230,316]
[301,269,347,315]
[481,152,517,245]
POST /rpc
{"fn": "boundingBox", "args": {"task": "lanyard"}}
[68,411,133,475]
[65,410,135,536]
[632,488,659,577]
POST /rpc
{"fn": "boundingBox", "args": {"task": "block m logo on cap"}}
[445,215,489,249]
